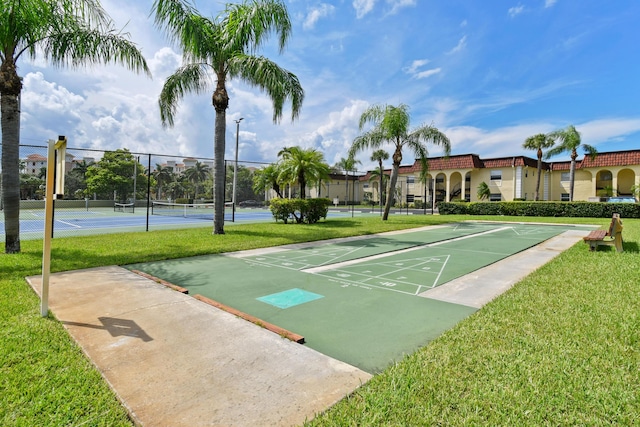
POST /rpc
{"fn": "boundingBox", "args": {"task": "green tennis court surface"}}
[127,222,576,373]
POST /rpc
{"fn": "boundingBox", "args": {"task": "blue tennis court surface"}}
[2,208,357,240]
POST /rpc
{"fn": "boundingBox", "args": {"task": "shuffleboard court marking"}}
[303,226,511,274]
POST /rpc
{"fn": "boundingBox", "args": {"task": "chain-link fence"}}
[1,143,271,241]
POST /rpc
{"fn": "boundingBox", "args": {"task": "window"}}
[560,172,570,182]
[363,183,369,188]
[489,193,502,202]
[561,193,570,201]
[490,170,502,181]
[406,176,415,184]
[406,194,415,203]
[436,177,444,183]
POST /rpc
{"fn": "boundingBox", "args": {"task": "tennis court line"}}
[303,226,511,274]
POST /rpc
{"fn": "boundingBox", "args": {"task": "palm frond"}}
[230,54,303,123]
[223,0,291,54]
[159,63,212,127]
[42,27,150,76]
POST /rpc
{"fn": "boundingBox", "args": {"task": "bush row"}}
[438,201,640,218]
[269,198,331,224]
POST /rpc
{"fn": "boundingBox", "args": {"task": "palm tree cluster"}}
[153,161,212,201]
[523,124,596,202]
[253,146,330,200]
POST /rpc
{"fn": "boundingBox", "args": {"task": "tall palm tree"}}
[153,0,304,234]
[545,125,597,201]
[370,149,389,207]
[277,146,330,199]
[153,164,174,199]
[523,133,555,201]
[183,161,210,200]
[349,104,450,220]
[333,156,361,205]
[1,0,150,253]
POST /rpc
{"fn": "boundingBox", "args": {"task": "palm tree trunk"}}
[212,75,229,234]
[1,93,21,253]
[383,163,399,220]
[535,153,542,201]
[378,160,384,208]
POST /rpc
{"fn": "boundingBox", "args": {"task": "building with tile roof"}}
[355,149,640,205]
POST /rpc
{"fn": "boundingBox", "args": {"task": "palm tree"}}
[349,104,450,220]
[253,163,283,199]
[1,1,150,253]
[545,125,597,201]
[523,133,555,201]
[153,0,304,235]
[368,168,389,205]
[183,161,210,200]
[277,146,330,199]
[370,149,389,207]
[153,164,175,199]
[477,181,490,201]
[333,156,361,205]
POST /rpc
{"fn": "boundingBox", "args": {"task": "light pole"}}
[232,117,243,221]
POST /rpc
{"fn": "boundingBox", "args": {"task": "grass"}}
[1,215,638,425]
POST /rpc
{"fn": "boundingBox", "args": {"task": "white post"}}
[41,136,66,317]
[232,118,243,219]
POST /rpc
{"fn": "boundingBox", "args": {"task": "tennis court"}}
[2,202,356,240]
[127,222,580,373]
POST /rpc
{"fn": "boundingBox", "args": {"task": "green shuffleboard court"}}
[127,222,576,373]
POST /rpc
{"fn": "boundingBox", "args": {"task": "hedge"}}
[438,201,640,218]
[268,198,331,224]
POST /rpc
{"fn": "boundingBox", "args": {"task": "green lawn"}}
[1,215,638,426]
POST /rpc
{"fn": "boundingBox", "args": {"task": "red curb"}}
[193,294,305,344]
[130,270,189,294]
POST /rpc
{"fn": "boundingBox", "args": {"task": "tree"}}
[545,125,597,202]
[277,146,330,199]
[477,181,490,201]
[1,0,150,253]
[368,168,389,205]
[523,133,555,201]
[253,163,283,199]
[153,164,174,199]
[153,0,304,234]
[333,156,361,205]
[183,161,210,200]
[85,149,146,202]
[349,104,450,220]
[370,149,389,207]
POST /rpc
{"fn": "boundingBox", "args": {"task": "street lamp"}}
[232,117,244,221]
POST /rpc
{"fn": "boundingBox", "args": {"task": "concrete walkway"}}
[26,226,590,426]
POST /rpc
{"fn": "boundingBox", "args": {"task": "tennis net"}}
[151,201,220,220]
[114,202,135,213]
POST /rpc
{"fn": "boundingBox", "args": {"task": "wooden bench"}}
[583,213,624,252]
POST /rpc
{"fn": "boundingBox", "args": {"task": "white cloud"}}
[303,4,336,30]
[415,68,442,80]
[403,59,441,80]
[545,0,557,8]
[404,59,430,74]
[148,47,182,79]
[353,0,377,18]
[508,4,525,17]
[446,35,467,55]
[386,0,416,16]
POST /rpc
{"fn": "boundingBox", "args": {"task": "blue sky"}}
[16,0,640,171]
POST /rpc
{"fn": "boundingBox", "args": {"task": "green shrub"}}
[438,201,640,218]
[268,198,331,224]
